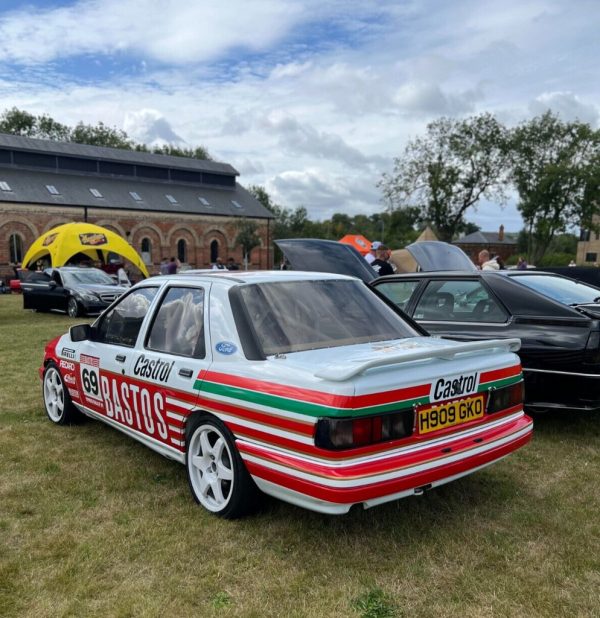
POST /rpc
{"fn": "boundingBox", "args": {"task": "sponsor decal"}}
[68,388,80,399]
[59,359,75,372]
[61,347,76,359]
[215,341,237,355]
[100,374,168,440]
[80,355,102,401]
[64,374,77,386]
[79,232,107,246]
[133,354,174,383]
[42,233,58,246]
[431,372,479,402]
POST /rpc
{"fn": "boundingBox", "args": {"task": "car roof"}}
[147,269,359,287]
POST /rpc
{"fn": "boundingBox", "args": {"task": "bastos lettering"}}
[133,354,174,382]
[100,374,168,439]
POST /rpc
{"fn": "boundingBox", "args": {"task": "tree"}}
[510,112,600,263]
[235,218,262,270]
[0,107,210,159]
[379,113,510,241]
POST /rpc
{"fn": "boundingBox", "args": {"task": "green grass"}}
[1,294,599,617]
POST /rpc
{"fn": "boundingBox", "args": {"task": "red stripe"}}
[198,394,314,436]
[245,428,532,504]
[481,364,521,384]
[239,414,532,479]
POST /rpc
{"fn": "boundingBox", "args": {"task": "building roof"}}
[0,132,274,219]
[453,230,517,245]
[0,167,273,218]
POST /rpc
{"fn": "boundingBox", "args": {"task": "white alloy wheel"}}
[43,362,79,425]
[187,422,235,512]
[44,365,66,422]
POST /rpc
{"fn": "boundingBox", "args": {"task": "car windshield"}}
[62,269,116,286]
[237,279,419,355]
[512,274,600,305]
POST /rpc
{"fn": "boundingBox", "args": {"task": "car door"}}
[408,277,513,340]
[128,283,212,453]
[48,270,70,312]
[75,285,160,422]
[22,271,51,310]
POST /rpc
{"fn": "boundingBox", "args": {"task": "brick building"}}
[0,133,274,280]
[453,225,517,266]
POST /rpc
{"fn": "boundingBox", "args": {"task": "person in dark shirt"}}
[370,245,394,276]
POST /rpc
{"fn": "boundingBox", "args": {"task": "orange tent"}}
[339,234,371,256]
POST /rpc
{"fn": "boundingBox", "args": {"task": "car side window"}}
[414,280,507,323]
[375,280,420,311]
[96,287,158,347]
[146,287,205,358]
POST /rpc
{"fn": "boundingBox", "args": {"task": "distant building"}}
[576,220,600,265]
[0,133,274,280]
[453,225,517,265]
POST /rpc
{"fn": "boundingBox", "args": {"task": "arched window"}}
[141,237,152,265]
[210,239,219,263]
[9,233,23,264]
[177,238,187,263]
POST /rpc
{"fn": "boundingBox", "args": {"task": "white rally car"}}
[41,270,532,517]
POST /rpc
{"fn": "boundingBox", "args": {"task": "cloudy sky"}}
[0,0,598,232]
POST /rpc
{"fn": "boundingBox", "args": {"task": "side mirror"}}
[70,323,93,342]
[48,280,57,288]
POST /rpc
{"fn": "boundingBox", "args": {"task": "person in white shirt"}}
[478,249,499,271]
[365,241,382,265]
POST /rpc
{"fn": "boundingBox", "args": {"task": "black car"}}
[277,239,600,412]
[22,267,128,317]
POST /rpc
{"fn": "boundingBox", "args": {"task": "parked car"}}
[22,267,128,317]
[41,270,531,517]
[277,239,600,413]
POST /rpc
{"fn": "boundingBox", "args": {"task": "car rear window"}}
[236,279,418,356]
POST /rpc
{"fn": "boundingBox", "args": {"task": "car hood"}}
[275,239,476,283]
[73,283,128,294]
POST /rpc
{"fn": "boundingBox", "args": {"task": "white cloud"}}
[529,92,598,126]
[123,109,184,145]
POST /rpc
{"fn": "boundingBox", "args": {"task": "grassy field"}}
[1,293,599,618]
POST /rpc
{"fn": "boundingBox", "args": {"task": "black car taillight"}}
[584,330,600,364]
[314,408,414,450]
[486,381,524,414]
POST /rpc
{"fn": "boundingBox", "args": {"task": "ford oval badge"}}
[216,341,237,355]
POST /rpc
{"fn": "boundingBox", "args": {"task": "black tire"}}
[185,414,260,518]
[67,297,81,318]
[43,361,80,425]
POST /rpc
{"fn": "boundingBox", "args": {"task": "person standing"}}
[370,245,394,276]
[226,258,240,270]
[517,256,528,270]
[212,257,226,270]
[478,250,499,271]
[159,257,169,275]
[365,241,381,265]
[166,257,178,275]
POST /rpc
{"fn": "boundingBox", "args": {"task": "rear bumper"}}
[524,368,600,411]
[240,410,533,514]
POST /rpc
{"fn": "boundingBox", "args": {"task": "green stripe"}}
[195,374,522,419]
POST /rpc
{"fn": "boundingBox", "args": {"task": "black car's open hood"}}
[275,239,378,283]
[275,239,476,283]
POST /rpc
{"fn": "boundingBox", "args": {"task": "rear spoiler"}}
[314,338,521,382]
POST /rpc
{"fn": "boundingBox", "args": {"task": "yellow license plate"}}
[418,394,484,435]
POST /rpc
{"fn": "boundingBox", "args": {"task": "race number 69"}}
[80,365,101,400]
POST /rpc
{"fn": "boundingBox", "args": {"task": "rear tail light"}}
[486,381,524,414]
[315,408,414,450]
[584,330,600,364]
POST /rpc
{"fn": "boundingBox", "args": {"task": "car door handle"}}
[115,354,126,363]
[178,368,193,378]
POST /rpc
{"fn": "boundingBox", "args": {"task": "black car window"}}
[146,287,205,358]
[414,280,507,323]
[375,280,420,311]
[96,287,158,347]
[52,271,63,286]
[512,274,600,305]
